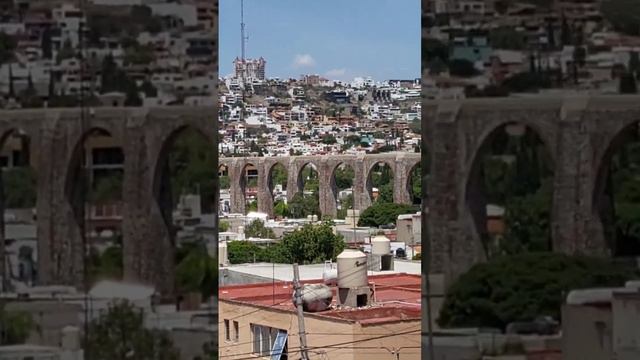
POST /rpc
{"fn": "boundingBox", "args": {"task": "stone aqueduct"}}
[425,96,640,283]
[0,106,216,296]
[218,152,422,217]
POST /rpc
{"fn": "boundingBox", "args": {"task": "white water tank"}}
[294,284,333,312]
[336,249,368,289]
[218,241,228,267]
[371,235,391,255]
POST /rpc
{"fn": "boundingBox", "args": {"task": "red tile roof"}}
[219,273,421,325]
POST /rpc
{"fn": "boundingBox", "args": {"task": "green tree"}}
[175,243,217,300]
[168,128,216,212]
[245,219,276,239]
[2,167,37,208]
[227,240,267,264]
[358,202,416,227]
[274,200,289,218]
[489,27,525,50]
[501,179,552,255]
[288,192,320,218]
[41,28,52,60]
[91,173,123,202]
[334,166,354,190]
[219,175,230,190]
[271,222,344,264]
[0,309,35,345]
[219,221,230,232]
[56,39,75,63]
[85,300,180,359]
[448,59,479,77]
[270,165,288,190]
[620,72,638,94]
[602,0,640,36]
[0,32,16,64]
[321,134,337,144]
[629,51,640,78]
[438,253,639,330]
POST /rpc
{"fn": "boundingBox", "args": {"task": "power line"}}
[218,329,420,360]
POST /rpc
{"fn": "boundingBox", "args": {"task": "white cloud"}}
[325,68,347,79]
[293,54,316,68]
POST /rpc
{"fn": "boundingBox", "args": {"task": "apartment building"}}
[219,273,420,360]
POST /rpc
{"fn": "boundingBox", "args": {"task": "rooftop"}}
[219,273,421,325]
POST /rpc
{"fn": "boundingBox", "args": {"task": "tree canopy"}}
[85,300,180,360]
[358,202,416,228]
[438,253,639,330]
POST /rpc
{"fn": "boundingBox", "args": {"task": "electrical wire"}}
[218,328,420,360]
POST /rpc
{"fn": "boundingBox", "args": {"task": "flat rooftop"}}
[219,273,421,325]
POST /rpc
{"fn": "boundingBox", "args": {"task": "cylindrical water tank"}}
[293,284,333,312]
[336,249,368,289]
[371,235,391,255]
[218,241,228,266]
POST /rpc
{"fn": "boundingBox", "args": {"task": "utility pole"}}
[292,263,310,360]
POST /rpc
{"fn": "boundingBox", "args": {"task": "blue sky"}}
[219,0,420,82]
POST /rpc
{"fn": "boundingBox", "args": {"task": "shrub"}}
[438,252,639,329]
[358,202,416,227]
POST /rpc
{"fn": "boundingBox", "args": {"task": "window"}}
[224,319,230,341]
[233,321,239,342]
[251,324,287,358]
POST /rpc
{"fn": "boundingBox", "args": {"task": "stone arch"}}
[64,127,122,230]
[239,162,258,213]
[365,160,395,205]
[60,126,124,290]
[295,161,319,192]
[0,127,36,289]
[406,160,422,205]
[329,161,356,219]
[592,119,640,256]
[143,124,214,295]
[266,160,288,217]
[464,121,555,257]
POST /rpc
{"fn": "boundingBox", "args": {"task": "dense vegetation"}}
[358,202,416,228]
[228,222,344,265]
[438,253,640,329]
[85,300,180,360]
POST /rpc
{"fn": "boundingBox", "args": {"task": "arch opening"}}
[218,164,230,214]
[332,163,354,220]
[0,129,37,290]
[594,122,640,257]
[366,162,394,204]
[153,126,216,300]
[65,128,124,288]
[465,123,554,259]
[290,163,320,219]
[240,163,258,213]
[408,163,422,206]
[268,162,288,219]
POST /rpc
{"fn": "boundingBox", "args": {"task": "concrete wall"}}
[219,300,420,360]
[170,327,216,360]
[562,304,612,360]
[612,293,640,360]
